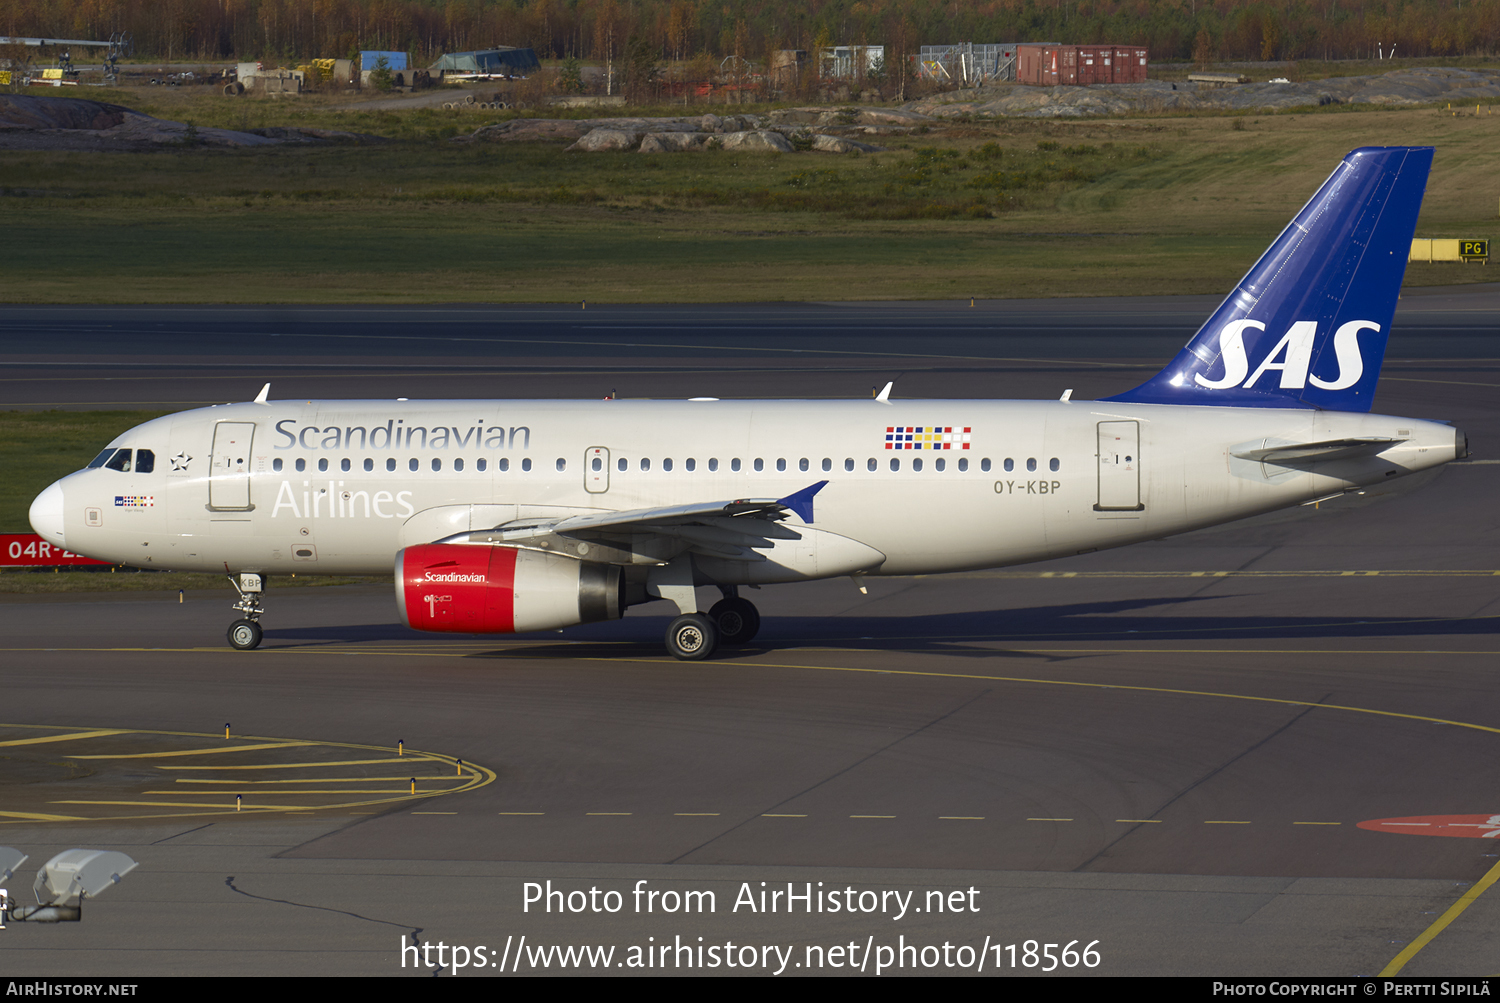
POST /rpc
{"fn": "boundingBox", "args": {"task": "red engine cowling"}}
[396,544,622,634]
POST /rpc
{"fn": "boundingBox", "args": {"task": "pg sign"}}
[1461,239,1489,261]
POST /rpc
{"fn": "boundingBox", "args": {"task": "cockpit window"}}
[87,449,116,469]
[135,450,155,474]
[104,449,133,472]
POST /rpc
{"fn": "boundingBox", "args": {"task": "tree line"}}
[3,0,1498,68]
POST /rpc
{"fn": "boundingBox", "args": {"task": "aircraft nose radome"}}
[29,481,65,547]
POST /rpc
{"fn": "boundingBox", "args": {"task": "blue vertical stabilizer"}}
[1103,146,1432,411]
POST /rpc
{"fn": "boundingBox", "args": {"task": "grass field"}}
[0,569,389,593]
[2,94,1496,304]
[0,410,397,589]
[0,410,167,532]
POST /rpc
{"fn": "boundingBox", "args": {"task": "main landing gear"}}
[663,590,762,661]
[227,573,265,650]
[664,613,717,661]
[709,595,761,646]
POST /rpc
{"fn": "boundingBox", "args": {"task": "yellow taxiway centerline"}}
[1380,857,1500,976]
[0,723,495,823]
[160,758,444,769]
[0,729,130,747]
[70,742,318,759]
[171,776,460,784]
[142,790,466,796]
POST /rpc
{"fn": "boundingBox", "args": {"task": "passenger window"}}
[890,458,900,471]
[273,458,284,472]
[409,458,419,471]
[686,458,696,472]
[913,458,923,472]
[135,450,155,473]
[618,457,627,472]
[754,459,764,472]
[455,458,465,471]
[105,449,132,472]
[477,458,487,472]
[386,458,396,472]
[340,458,350,472]
[1027,458,1036,472]
[936,458,945,471]
[592,457,602,472]
[845,459,854,472]
[432,458,442,472]
[499,458,510,472]
[958,458,969,472]
[822,458,831,472]
[1050,458,1060,472]
[295,458,306,472]
[318,458,328,472]
[663,458,673,472]
[522,458,532,472]
[732,459,742,472]
[776,458,786,472]
[709,458,719,472]
[640,458,650,471]
[981,458,991,472]
[867,458,876,471]
[800,458,809,472]
[364,458,373,472]
[87,449,115,468]
[1004,458,1014,472]
[556,458,566,471]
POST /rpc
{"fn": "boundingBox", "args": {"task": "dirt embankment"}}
[909,67,1500,119]
[0,94,378,150]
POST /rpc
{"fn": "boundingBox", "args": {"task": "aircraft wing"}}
[511,479,826,535]
[435,481,829,563]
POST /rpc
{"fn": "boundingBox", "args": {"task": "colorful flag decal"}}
[884,427,971,450]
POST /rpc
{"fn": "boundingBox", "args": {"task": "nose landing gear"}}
[227,573,265,650]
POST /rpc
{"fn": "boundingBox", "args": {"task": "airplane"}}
[27,146,1468,660]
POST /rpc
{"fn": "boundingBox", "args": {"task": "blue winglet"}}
[777,480,828,523]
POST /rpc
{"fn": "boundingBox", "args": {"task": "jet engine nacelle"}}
[396,544,622,633]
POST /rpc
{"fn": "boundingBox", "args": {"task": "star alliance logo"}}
[170,452,191,472]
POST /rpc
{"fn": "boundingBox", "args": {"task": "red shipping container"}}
[1020,42,1139,85]
[1113,46,1148,83]
[1017,43,1076,86]
[1076,44,1113,85]
[1016,43,1048,85]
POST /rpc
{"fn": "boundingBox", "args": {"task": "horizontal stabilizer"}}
[1231,437,1404,464]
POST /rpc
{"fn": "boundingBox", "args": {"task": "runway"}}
[1,296,1498,976]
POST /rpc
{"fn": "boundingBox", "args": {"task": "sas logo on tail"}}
[1180,320,1378,391]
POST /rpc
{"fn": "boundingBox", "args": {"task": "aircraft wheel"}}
[709,597,760,645]
[665,613,717,661]
[228,619,263,651]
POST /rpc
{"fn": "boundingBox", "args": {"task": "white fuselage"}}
[33,398,1460,583]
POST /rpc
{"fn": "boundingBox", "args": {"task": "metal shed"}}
[430,48,541,77]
